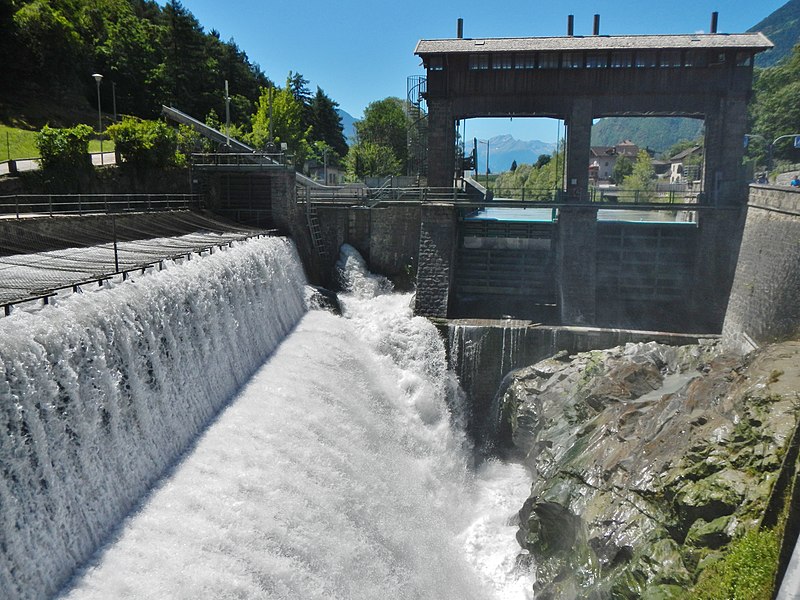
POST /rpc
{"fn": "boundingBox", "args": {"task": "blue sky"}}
[175,0,786,143]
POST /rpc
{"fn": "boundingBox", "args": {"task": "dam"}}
[2,19,800,600]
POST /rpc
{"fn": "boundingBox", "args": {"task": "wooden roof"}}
[415,33,773,55]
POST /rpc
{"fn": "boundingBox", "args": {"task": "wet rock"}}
[502,340,800,597]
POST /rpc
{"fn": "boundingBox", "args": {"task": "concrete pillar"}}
[557,207,597,325]
[426,99,455,189]
[565,98,593,201]
[703,96,749,206]
[414,202,457,317]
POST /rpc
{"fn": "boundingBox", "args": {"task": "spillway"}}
[0,238,532,599]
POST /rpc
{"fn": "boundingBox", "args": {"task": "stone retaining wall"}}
[723,185,800,350]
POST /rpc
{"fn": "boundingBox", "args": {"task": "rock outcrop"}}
[501,340,800,598]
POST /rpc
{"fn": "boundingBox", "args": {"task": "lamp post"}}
[112,81,117,122]
[224,80,231,148]
[322,146,329,185]
[92,73,104,165]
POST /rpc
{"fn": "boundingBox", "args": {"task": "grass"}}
[0,123,114,162]
[689,528,780,600]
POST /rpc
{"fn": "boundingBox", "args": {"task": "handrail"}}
[0,193,202,218]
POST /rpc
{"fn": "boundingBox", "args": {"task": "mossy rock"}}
[641,584,686,600]
[685,515,732,549]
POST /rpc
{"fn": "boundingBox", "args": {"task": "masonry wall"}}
[723,186,800,350]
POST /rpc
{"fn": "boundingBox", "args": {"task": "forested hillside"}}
[750,0,800,67]
[591,117,703,155]
[0,0,269,126]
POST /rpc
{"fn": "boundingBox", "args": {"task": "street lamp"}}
[92,73,104,165]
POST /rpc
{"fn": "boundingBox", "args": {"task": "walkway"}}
[0,211,271,310]
[0,152,116,176]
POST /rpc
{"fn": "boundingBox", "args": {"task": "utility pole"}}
[224,80,231,148]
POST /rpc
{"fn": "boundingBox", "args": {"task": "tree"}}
[344,141,401,180]
[310,87,348,159]
[750,45,800,164]
[248,77,312,168]
[612,154,634,184]
[510,159,517,172]
[621,150,656,201]
[355,97,408,172]
[535,154,551,169]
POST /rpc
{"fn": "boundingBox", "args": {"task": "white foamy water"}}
[2,239,532,599]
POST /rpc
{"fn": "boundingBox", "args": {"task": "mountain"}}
[336,109,358,145]
[591,117,704,155]
[475,134,556,173]
[750,0,800,67]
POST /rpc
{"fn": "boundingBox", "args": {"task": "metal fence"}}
[0,193,202,218]
[190,152,292,169]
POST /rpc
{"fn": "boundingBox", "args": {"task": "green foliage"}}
[750,0,800,68]
[750,45,800,164]
[622,150,656,201]
[106,116,177,169]
[248,78,312,167]
[3,0,271,123]
[344,140,401,180]
[35,124,93,172]
[310,87,348,159]
[355,97,408,172]
[612,154,634,184]
[492,148,564,200]
[690,529,779,600]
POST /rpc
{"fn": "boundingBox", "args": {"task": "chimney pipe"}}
[567,14,574,36]
[593,14,600,35]
[457,17,463,39]
[710,11,718,34]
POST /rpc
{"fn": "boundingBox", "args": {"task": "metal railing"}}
[298,184,472,206]
[486,186,703,204]
[190,152,292,169]
[0,193,202,218]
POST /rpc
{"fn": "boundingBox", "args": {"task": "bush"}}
[106,117,178,170]
[35,124,93,173]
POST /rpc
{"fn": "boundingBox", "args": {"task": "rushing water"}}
[1,238,531,599]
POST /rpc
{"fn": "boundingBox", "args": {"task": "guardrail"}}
[0,193,202,218]
[190,152,292,168]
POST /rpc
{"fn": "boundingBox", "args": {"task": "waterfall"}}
[1,239,532,600]
[0,238,307,600]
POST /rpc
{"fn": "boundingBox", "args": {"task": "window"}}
[514,54,536,69]
[684,50,706,67]
[736,52,752,66]
[493,55,513,70]
[429,56,444,71]
[610,51,633,68]
[469,54,489,70]
[563,52,583,68]
[636,51,657,67]
[586,52,608,68]
[538,53,559,69]
[659,50,682,67]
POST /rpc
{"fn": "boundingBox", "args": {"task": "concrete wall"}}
[723,186,800,351]
[442,320,707,443]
